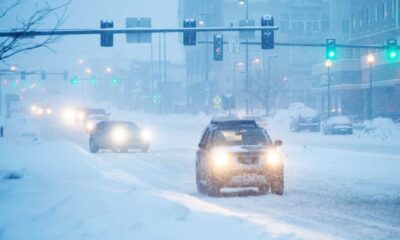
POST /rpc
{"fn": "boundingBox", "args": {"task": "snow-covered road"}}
[1,113,400,240]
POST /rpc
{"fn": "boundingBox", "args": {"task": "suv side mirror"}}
[274,140,283,147]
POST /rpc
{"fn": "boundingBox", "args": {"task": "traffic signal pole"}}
[245,1,250,115]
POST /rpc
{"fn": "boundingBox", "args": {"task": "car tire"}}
[196,162,206,194]
[141,146,149,153]
[270,175,284,195]
[205,173,221,197]
[258,185,270,195]
[89,140,99,153]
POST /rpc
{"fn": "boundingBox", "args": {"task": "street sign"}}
[126,17,152,43]
[213,96,222,106]
[239,19,255,40]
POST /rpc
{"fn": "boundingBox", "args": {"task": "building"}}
[179,0,345,114]
[312,0,400,119]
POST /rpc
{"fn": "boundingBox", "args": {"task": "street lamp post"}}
[265,55,277,116]
[367,54,375,120]
[239,0,250,114]
[325,60,332,118]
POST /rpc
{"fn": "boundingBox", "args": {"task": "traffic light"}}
[100,20,114,47]
[326,39,337,59]
[63,71,68,81]
[386,39,398,60]
[213,34,224,61]
[70,76,79,85]
[152,94,161,103]
[41,71,46,80]
[111,77,118,84]
[21,71,26,80]
[90,76,97,85]
[261,15,274,50]
[183,19,196,46]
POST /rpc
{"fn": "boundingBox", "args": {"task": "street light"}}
[85,68,92,74]
[106,67,112,73]
[252,58,261,64]
[367,54,375,120]
[10,66,17,71]
[325,60,332,118]
[78,59,84,64]
[198,20,205,26]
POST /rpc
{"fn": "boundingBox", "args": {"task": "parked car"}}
[196,120,284,197]
[89,121,152,153]
[290,107,320,132]
[243,115,268,128]
[323,116,353,135]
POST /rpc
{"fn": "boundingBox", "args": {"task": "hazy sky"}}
[1,0,184,72]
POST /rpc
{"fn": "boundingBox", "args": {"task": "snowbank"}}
[0,119,40,144]
[362,118,400,141]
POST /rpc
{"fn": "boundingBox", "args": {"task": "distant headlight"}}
[77,111,85,121]
[85,121,95,132]
[46,108,52,115]
[62,108,77,125]
[36,108,44,116]
[111,127,129,145]
[212,152,230,168]
[266,150,281,165]
[30,105,37,113]
[140,129,152,142]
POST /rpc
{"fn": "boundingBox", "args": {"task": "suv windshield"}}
[213,127,270,146]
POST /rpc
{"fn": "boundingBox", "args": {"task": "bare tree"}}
[0,0,70,63]
[250,67,286,115]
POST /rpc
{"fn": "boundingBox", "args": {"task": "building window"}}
[281,21,290,33]
[377,2,385,21]
[342,20,350,33]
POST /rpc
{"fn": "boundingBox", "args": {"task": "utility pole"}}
[367,54,375,120]
[266,55,277,116]
[163,32,167,113]
[245,1,250,115]
[325,60,332,118]
[158,33,162,115]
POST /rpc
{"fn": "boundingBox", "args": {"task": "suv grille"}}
[237,156,259,165]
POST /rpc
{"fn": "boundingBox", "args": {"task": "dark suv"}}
[196,120,284,196]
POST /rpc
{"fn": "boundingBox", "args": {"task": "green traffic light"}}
[111,78,118,84]
[70,78,79,85]
[389,51,397,59]
[90,78,97,85]
[329,51,336,58]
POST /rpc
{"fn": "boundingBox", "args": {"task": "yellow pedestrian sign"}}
[213,96,222,109]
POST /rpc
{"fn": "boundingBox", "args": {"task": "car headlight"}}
[36,108,44,116]
[140,129,152,142]
[266,150,281,165]
[62,108,77,124]
[212,152,230,168]
[77,111,85,121]
[30,105,37,113]
[86,121,95,132]
[46,108,52,115]
[111,127,129,145]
